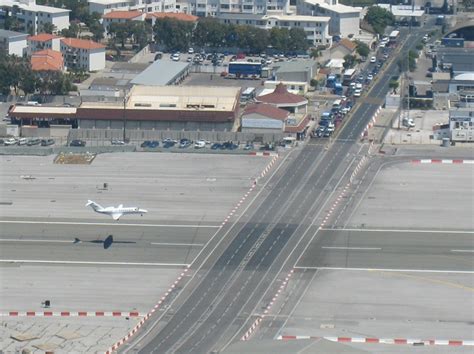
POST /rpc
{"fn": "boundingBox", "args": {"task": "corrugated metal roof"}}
[131,60,190,86]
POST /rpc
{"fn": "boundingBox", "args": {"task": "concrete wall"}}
[69,128,284,143]
[51,12,70,33]
[78,119,235,131]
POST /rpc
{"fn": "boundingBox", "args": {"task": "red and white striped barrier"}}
[240,269,294,341]
[106,267,190,354]
[412,159,474,164]
[277,335,474,346]
[0,311,145,317]
[361,106,381,140]
[248,152,278,157]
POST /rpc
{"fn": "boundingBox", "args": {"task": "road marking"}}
[321,246,381,250]
[321,228,474,234]
[0,220,219,228]
[0,260,189,267]
[0,239,72,243]
[451,250,474,253]
[294,266,474,274]
[150,243,204,247]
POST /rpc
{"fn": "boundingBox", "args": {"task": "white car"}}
[370,56,377,63]
[367,74,373,81]
[17,138,28,145]
[353,89,362,97]
[355,83,363,90]
[171,53,180,61]
[403,118,415,128]
[4,138,17,146]
[194,140,206,149]
[188,48,194,54]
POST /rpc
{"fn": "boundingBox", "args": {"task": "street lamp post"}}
[122,89,127,142]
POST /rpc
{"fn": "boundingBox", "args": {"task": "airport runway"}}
[296,229,474,272]
[129,28,436,354]
[0,221,217,266]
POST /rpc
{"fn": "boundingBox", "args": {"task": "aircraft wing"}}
[112,213,122,221]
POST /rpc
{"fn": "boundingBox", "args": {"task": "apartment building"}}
[187,0,289,17]
[88,0,175,15]
[219,13,331,46]
[0,29,28,56]
[102,10,145,33]
[296,0,360,38]
[60,38,106,71]
[27,33,61,54]
[0,0,70,35]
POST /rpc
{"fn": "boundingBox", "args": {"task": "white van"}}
[18,138,28,145]
[194,140,206,149]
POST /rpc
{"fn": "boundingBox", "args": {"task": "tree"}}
[364,6,395,36]
[389,79,399,94]
[61,23,80,38]
[269,28,291,52]
[154,18,194,52]
[89,21,105,42]
[40,22,57,34]
[108,22,131,49]
[355,41,370,58]
[131,21,151,49]
[289,28,309,51]
[193,18,228,48]
[310,48,321,58]
[343,54,356,69]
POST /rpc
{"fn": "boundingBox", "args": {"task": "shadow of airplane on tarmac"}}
[73,235,136,249]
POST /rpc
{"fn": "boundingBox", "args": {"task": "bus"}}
[240,87,256,103]
[389,30,400,43]
[343,69,356,85]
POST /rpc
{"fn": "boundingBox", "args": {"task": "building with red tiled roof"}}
[145,12,199,26]
[27,33,62,53]
[60,38,105,71]
[330,38,358,60]
[241,103,290,133]
[31,50,64,72]
[256,83,308,113]
[102,11,146,33]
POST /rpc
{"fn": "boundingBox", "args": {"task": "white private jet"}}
[86,200,148,220]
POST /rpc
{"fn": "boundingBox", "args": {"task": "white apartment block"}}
[0,0,70,35]
[296,0,360,38]
[88,0,175,15]
[27,33,61,54]
[188,0,289,17]
[60,38,106,72]
[219,13,331,46]
[0,29,28,56]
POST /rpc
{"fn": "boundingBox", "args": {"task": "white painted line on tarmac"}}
[321,246,381,250]
[294,266,474,274]
[321,228,474,234]
[451,250,474,253]
[150,243,204,247]
[0,220,219,228]
[0,260,189,267]
[0,239,72,243]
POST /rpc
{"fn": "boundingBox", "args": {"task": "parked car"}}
[4,138,17,146]
[27,138,41,146]
[70,139,86,147]
[370,56,377,63]
[188,47,194,54]
[163,141,175,148]
[211,143,221,150]
[41,138,55,146]
[149,140,159,148]
[194,140,206,149]
[179,138,192,148]
[17,138,28,145]
[111,139,125,145]
[141,140,152,148]
[243,143,254,150]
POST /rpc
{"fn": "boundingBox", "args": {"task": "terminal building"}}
[75,85,241,131]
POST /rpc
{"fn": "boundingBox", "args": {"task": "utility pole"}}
[122,89,127,142]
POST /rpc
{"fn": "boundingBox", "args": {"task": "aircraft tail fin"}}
[86,200,103,211]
